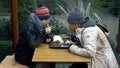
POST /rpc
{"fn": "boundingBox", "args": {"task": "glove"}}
[70,35,77,42]
[46,38,52,43]
[45,34,52,43]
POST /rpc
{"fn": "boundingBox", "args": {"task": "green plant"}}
[37,0,68,15]
[0,18,12,40]
[0,8,10,13]
[49,16,70,36]
[92,13,106,28]
[90,0,119,16]
[18,0,37,30]
[0,41,12,63]
[57,0,91,16]
[57,0,106,30]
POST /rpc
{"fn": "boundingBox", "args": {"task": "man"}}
[15,2,55,68]
[67,8,119,68]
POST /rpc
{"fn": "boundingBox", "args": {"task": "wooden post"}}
[11,0,19,53]
[117,0,120,53]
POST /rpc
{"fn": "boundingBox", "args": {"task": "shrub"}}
[0,18,12,40]
[0,41,12,63]
[49,16,70,37]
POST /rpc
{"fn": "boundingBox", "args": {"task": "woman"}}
[67,8,119,68]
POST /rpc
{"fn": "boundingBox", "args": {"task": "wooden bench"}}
[0,55,29,68]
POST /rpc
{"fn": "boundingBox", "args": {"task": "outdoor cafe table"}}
[32,43,90,63]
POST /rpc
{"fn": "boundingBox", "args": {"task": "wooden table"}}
[32,43,90,63]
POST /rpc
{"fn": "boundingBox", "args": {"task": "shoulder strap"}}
[96,23,109,33]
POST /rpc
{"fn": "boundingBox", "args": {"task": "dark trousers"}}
[69,63,88,68]
[49,63,55,68]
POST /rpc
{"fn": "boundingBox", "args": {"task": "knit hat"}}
[35,2,50,20]
[67,8,86,24]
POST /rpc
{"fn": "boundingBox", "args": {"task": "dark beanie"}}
[67,8,86,24]
[35,2,50,20]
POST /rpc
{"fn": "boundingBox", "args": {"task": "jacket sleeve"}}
[24,22,46,49]
[69,28,98,57]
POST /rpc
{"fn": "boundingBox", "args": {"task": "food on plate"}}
[53,35,64,44]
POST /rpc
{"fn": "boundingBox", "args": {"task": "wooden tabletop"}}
[32,43,90,62]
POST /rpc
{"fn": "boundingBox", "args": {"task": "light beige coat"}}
[69,26,119,68]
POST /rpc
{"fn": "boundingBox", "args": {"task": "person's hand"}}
[46,38,51,43]
[45,27,52,34]
[70,35,77,42]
